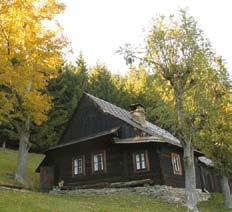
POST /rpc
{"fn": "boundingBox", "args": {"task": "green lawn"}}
[0,148,231,212]
[0,189,230,212]
[0,148,44,190]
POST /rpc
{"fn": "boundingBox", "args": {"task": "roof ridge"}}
[84,92,181,146]
[85,92,130,114]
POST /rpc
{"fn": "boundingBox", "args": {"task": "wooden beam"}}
[110,179,153,188]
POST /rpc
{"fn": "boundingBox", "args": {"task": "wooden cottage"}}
[36,92,218,191]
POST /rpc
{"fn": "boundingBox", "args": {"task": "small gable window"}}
[92,151,106,173]
[171,153,182,175]
[133,151,150,172]
[73,156,85,176]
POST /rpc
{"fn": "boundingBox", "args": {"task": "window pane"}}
[74,157,83,175]
[99,154,103,170]
[98,154,102,162]
[74,159,78,175]
[136,154,140,163]
[135,153,147,170]
[94,162,98,171]
[172,154,181,174]
[141,153,145,162]
[141,161,146,169]
[176,156,180,172]
[135,154,141,170]
[93,153,104,171]
[136,161,141,170]
[100,160,104,170]
[94,155,98,163]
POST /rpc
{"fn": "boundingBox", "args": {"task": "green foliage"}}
[195,64,232,176]
[31,55,88,152]
[87,64,118,102]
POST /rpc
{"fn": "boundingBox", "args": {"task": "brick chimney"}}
[130,103,146,126]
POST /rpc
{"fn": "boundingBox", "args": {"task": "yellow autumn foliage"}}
[0,0,67,125]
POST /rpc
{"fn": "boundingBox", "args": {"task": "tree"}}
[0,0,67,186]
[123,64,177,133]
[120,10,216,211]
[31,56,88,152]
[195,58,232,208]
[87,63,122,104]
[123,64,151,105]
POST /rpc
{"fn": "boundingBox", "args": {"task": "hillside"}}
[0,148,230,212]
[0,148,44,190]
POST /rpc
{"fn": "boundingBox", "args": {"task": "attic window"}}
[171,153,182,175]
[133,150,150,172]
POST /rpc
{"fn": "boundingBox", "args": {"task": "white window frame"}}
[171,153,182,175]
[92,152,105,173]
[73,156,85,176]
[133,151,149,172]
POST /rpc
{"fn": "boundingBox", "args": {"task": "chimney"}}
[130,103,146,126]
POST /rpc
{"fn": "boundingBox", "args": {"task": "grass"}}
[0,190,186,212]
[0,189,231,212]
[0,148,231,212]
[0,147,44,190]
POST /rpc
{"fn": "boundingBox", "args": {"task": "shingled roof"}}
[84,93,181,147]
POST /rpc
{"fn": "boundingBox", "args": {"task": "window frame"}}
[171,153,182,175]
[72,155,85,176]
[133,150,150,173]
[91,150,106,174]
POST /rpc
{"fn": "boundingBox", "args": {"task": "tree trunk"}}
[2,140,6,150]
[221,175,232,208]
[15,130,31,187]
[174,90,199,212]
[184,143,199,212]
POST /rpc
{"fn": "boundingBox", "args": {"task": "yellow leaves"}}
[22,92,51,125]
[0,92,14,123]
[124,65,148,96]
[0,0,67,126]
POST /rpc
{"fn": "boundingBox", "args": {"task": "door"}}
[40,166,54,190]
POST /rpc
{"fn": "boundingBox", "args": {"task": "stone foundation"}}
[56,185,211,204]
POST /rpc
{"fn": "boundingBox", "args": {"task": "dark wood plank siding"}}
[47,139,163,187]
[119,143,161,185]
[40,167,54,190]
[59,96,148,144]
[199,165,222,192]
[51,137,124,186]
[159,144,202,188]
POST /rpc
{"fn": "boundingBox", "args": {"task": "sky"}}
[58,0,232,77]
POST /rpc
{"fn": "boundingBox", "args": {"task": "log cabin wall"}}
[59,95,148,145]
[199,165,222,193]
[118,143,162,185]
[159,144,202,189]
[50,137,122,187]
[47,139,164,187]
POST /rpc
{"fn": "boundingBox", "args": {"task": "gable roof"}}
[49,127,119,151]
[84,92,181,147]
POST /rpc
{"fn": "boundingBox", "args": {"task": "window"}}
[171,153,182,175]
[92,151,106,173]
[73,156,85,176]
[133,151,149,172]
